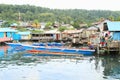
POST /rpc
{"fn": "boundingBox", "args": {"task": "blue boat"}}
[19,43,95,55]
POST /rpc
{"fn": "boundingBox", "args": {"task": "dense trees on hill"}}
[0,4,120,27]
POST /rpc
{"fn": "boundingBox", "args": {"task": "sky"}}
[0,0,120,11]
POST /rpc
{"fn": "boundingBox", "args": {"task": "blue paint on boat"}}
[47,48,63,52]
[62,49,77,53]
[77,49,95,55]
[35,47,47,51]
[21,45,34,50]
[5,42,22,47]
[19,43,95,55]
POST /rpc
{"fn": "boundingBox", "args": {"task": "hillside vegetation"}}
[0,4,120,26]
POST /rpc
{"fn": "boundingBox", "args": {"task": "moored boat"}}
[20,44,95,55]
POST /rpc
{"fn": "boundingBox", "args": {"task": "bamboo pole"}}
[97,44,100,55]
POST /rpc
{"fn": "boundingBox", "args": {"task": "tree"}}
[1,21,12,27]
[44,22,53,30]
[72,22,80,29]
[58,26,67,32]
[32,20,40,28]
[116,16,120,21]
[108,15,114,21]
[1,4,120,25]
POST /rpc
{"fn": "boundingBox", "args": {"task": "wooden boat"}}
[21,44,95,55]
[35,47,95,55]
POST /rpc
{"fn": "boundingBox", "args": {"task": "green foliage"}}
[17,27,27,31]
[1,21,11,27]
[108,15,114,21]
[72,22,80,29]
[1,4,120,28]
[33,19,40,28]
[58,26,67,32]
[45,22,52,27]
[31,29,44,33]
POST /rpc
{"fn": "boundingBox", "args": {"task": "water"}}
[0,46,120,80]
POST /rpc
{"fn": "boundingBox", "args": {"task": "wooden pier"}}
[96,41,120,55]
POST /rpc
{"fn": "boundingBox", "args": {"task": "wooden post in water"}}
[107,40,110,54]
[97,44,100,55]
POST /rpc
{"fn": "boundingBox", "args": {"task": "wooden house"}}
[0,28,18,42]
[103,21,120,48]
[96,19,110,32]
[45,30,61,41]
[31,30,61,42]
[17,31,31,40]
[62,30,82,43]
[85,26,99,45]
[86,26,98,38]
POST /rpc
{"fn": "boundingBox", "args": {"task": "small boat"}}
[21,44,95,55]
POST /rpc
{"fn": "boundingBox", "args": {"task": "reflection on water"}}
[0,46,120,80]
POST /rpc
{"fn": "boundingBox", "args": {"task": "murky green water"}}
[0,46,120,80]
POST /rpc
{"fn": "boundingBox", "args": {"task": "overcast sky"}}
[0,0,120,11]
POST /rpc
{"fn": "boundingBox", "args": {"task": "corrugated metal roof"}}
[45,30,60,34]
[62,30,83,34]
[0,28,17,32]
[107,21,120,31]
[87,26,98,31]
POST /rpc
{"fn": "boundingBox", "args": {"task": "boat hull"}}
[21,44,95,55]
[77,49,95,55]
